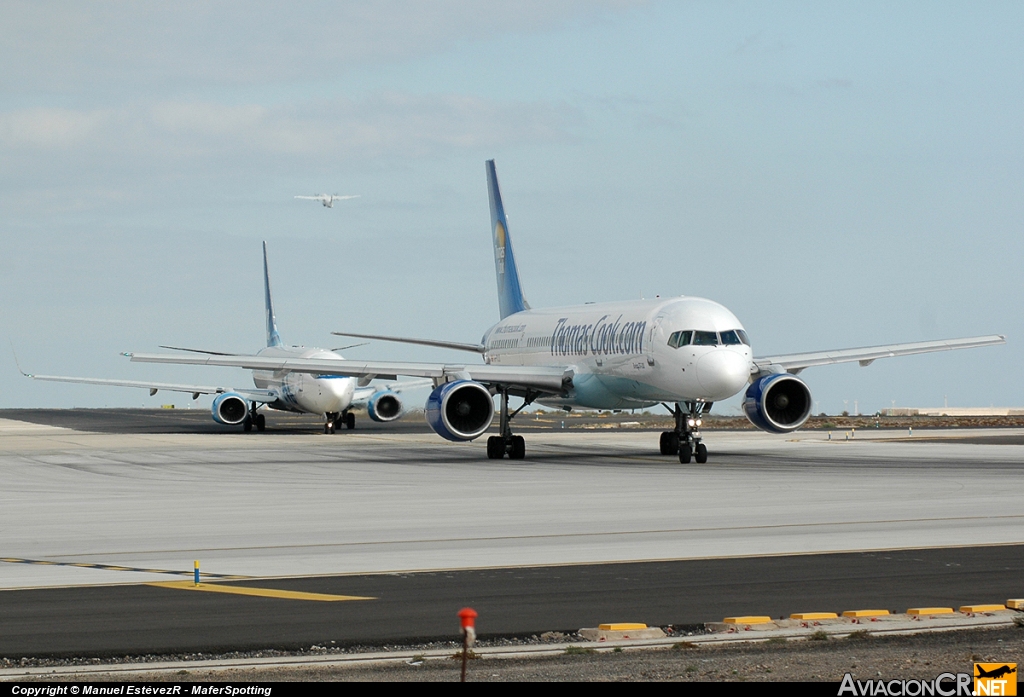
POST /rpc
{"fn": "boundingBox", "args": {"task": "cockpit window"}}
[692,330,719,346]
[667,330,693,349]
[736,329,750,345]
[720,330,742,345]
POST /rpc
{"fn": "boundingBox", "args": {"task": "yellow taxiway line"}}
[148,580,375,602]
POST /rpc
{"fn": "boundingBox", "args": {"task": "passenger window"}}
[692,330,718,346]
[720,330,742,345]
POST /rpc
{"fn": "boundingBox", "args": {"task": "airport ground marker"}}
[148,580,374,602]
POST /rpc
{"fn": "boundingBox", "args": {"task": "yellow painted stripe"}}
[959,604,1009,613]
[906,607,954,616]
[148,580,374,602]
[790,612,838,620]
[1006,599,1024,610]
[598,623,647,631]
[843,610,890,618]
[723,616,773,625]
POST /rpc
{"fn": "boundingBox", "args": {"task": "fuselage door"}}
[647,315,664,366]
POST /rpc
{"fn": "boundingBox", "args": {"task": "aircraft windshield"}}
[669,329,749,348]
[667,330,693,348]
[720,330,743,345]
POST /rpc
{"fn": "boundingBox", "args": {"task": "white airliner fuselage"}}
[480,297,751,409]
[252,346,357,416]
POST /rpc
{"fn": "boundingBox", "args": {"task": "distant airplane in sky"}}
[23,242,425,433]
[294,194,360,208]
[131,161,1006,460]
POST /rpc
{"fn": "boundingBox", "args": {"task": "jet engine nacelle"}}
[367,390,403,422]
[743,373,812,434]
[425,380,494,442]
[212,392,249,425]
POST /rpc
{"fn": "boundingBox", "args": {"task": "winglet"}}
[10,342,31,377]
[263,241,283,348]
[486,160,530,320]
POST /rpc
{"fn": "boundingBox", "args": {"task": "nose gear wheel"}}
[660,401,710,463]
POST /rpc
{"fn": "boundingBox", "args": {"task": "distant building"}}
[879,407,1024,417]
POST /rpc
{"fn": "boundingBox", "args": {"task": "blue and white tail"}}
[263,241,283,348]
[486,160,530,320]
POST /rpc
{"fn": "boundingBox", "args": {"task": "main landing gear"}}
[486,387,536,460]
[325,411,355,434]
[243,402,266,433]
[659,401,710,464]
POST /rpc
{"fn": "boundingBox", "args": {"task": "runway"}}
[0,410,1021,656]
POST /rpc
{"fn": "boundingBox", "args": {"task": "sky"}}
[1,1,1021,415]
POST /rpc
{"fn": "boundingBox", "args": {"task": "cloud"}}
[0,1,645,91]
[0,108,110,149]
[1,93,575,160]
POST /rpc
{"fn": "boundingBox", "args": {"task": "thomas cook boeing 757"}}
[129,161,1005,461]
[23,242,425,433]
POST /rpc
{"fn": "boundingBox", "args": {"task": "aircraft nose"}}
[696,349,750,400]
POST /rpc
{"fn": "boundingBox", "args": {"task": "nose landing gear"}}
[324,411,355,434]
[659,402,709,463]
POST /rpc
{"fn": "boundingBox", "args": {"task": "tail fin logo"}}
[495,222,506,276]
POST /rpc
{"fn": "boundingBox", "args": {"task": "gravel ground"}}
[11,626,1022,683]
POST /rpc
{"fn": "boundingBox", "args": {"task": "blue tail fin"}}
[486,159,530,319]
[263,241,283,348]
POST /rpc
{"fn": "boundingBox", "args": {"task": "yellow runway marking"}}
[148,580,375,602]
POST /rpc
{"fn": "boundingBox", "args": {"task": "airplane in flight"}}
[129,161,1006,461]
[23,242,424,434]
[294,194,360,208]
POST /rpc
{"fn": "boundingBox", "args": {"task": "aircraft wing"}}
[352,378,434,404]
[22,371,278,402]
[753,334,1006,374]
[331,331,486,353]
[128,353,573,394]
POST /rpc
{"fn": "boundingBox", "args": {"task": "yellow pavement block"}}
[790,612,838,620]
[960,604,1009,613]
[723,616,773,625]
[598,623,647,631]
[148,580,375,602]
[1007,599,1024,610]
[906,607,954,616]
[842,610,890,618]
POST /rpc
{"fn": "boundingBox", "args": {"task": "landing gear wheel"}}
[509,435,526,460]
[243,415,253,433]
[678,443,692,464]
[325,420,334,434]
[695,442,708,464]
[486,436,504,459]
[345,412,355,430]
[659,431,679,455]
[255,414,266,432]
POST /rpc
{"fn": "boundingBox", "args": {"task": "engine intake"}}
[425,380,494,441]
[212,392,249,425]
[367,390,403,422]
[743,373,812,434]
